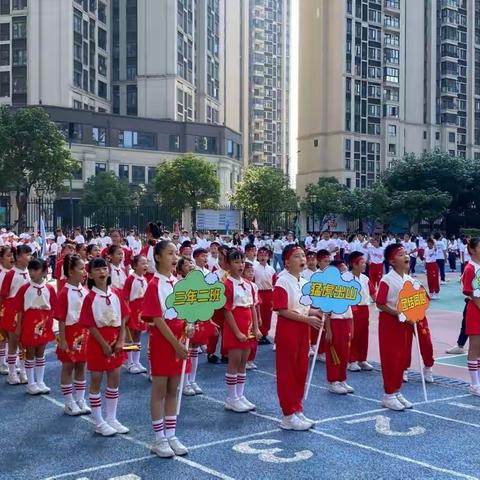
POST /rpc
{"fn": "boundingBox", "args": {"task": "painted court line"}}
[189,428,281,451]
[310,428,478,480]
[411,409,480,429]
[448,402,480,411]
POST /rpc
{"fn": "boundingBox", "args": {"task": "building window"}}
[388,144,396,156]
[0,44,9,66]
[169,135,180,151]
[388,124,397,136]
[98,80,107,99]
[74,8,83,34]
[12,75,26,94]
[448,132,456,143]
[119,130,155,150]
[423,130,427,139]
[12,47,27,66]
[147,167,156,183]
[98,55,107,76]
[92,127,106,146]
[194,136,217,154]
[118,164,129,180]
[0,23,9,41]
[95,162,106,175]
[126,84,137,116]
[226,140,234,157]
[435,132,440,140]
[72,163,83,180]
[132,165,145,184]
[384,67,399,83]
[98,27,107,50]
[98,1,107,23]
[314,139,318,147]
[12,18,26,39]
[73,100,82,109]
[346,178,352,189]
[12,0,27,8]
[0,71,9,97]
[0,0,9,14]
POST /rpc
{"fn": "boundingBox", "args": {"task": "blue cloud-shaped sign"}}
[300,266,362,314]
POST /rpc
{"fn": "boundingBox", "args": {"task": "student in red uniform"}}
[301,251,318,282]
[79,257,130,437]
[207,241,220,271]
[0,244,32,385]
[86,243,101,262]
[347,252,375,373]
[107,245,127,290]
[223,249,261,413]
[0,245,14,374]
[141,240,192,458]
[192,248,210,275]
[207,246,229,364]
[324,260,355,395]
[243,261,261,370]
[376,244,414,411]
[179,242,193,260]
[101,229,132,274]
[123,254,148,374]
[424,238,440,299]
[15,259,56,395]
[461,237,480,395]
[244,244,258,266]
[56,254,91,415]
[141,222,161,282]
[273,244,324,431]
[367,236,384,290]
[55,242,75,292]
[254,247,276,345]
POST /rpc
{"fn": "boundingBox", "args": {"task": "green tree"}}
[343,183,390,227]
[80,172,131,226]
[154,153,220,230]
[301,177,348,227]
[230,165,298,229]
[0,107,77,230]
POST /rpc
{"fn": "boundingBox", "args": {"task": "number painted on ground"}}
[232,439,313,463]
[345,415,426,436]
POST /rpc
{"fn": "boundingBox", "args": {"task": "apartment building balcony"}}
[384,0,400,12]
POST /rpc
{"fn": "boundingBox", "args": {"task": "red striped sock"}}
[7,354,16,375]
[152,419,165,440]
[105,387,119,422]
[164,416,176,438]
[89,392,103,426]
[236,373,246,398]
[61,384,74,403]
[25,359,35,386]
[74,380,87,402]
[468,360,478,386]
[225,373,237,399]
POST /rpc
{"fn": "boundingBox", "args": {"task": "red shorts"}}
[191,320,216,345]
[1,298,19,333]
[56,323,89,363]
[149,319,191,377]
[20,310,55,347]
[466,301,480,335]
[223,307,255,351]
[128,298,147,332]
[86,326,126,372]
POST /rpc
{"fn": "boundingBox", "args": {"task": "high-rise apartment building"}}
[297,0,480,194]
[245,0,290,170]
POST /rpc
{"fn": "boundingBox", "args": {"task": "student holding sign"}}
[273,245,324,431]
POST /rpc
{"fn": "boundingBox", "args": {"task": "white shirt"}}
[90,287,123,328]
[64,283,88,326]
[425,247,437,263]
[207,254,219,271]
[22,280,52,310]
[7,267,30,298]
[56,235,66,249]
[379,269,413,311]
[226,276,254,308]
[126,235,135,248]
[305,236,313,248]
[368,246,384,264]
[46,242,58,256]
[74,234,85,245]
[99,236,111,248]
[356,273,372,306]
[434,240,446,260]
[275,271,310,316]
[460,243,471,263]
[273,239,284,254]
[154,272,177,311]
[110,265,127,290]
[128,273,147,302]
[301,268,316,282]
[254,263,276,290]
[402,241,417,258]
[130,239,142,256]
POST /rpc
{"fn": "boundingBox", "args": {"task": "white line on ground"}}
[189,429,280,451]
[411,409,480,428]
[448,402,480,411]
[435,354,467,361]
[309,428,478,480]
[413,393,470,406]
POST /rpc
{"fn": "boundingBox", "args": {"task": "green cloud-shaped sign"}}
[165,270,226,323]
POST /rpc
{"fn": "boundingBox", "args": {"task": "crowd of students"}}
[0,222,479,459]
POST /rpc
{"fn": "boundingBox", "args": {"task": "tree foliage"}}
[154,153,220,229]
[0,106,77,230]
[230,166,298,221]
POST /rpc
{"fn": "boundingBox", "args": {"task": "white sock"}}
[190,347,199,384]
[468,361,478,386]
[7,354,16,375]
[152,419,165,441]
[105,387,119,422]
[164,416,176,438]
[236,372,246,398]
[89,393,103,426]
[61,384,74,403]
[225,373,237,399]
[74,380,87,402]
[133,344,141,365]
[0,342,6,365]
[35,356,46,384]
[127,351,134,365]
[18,357,26,375]
[25,359,35,386]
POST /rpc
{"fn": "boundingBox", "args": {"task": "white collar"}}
[92,286,112,297]
[30,279,47,288]
[66,282,83,290]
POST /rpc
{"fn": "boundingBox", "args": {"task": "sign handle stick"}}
[176,337,190,416]
[413,322,428,402]
[304,321,324,401]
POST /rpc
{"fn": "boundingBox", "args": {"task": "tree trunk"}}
[191,205,197,232]
[15,187,29,233]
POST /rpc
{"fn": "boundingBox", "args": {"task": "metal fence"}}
[243,210,300,234]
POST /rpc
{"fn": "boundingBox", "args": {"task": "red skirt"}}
[86,326,127,372]
[20,309,55,347]
[191,320,216,345]
[56,323,89,363]
[1,298,19,333]
[128,298,147,332]
[149,319,191,377]
[466,301,480,336]
[223,307,255,351]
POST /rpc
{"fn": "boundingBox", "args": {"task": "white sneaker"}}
[7,372,20,385]
[296,412,315,428]
[423,367,434,383]
[151,438,175,458]
[190,382,203,394]
[238,395,256,411]
[440,280,447,285]
[348,362,361,372]
[0,363,8,375]
[280,414,311,431]
[26,383,42,395]
[107,419,129,434]
[36,382,51,394]
[19,371,28,384]
[396,393,413,409]
[445,345,466,354]
[76,398,92,415]
[127,363,141,374]
[272,344,276,351]
[403,371,409,383]
[135,362,147,373]
[64,401,82,416]
[183,385,196,396]
[469,385,480,397]
[168,436,188,456]
[317,353,326,362]
[225,397,250,413]
[95,421,117,436]
[340,381,355,393]
[246,361,257,370]
[359,361,373,371]
[328,381,348,395]
[382,394,405,411]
